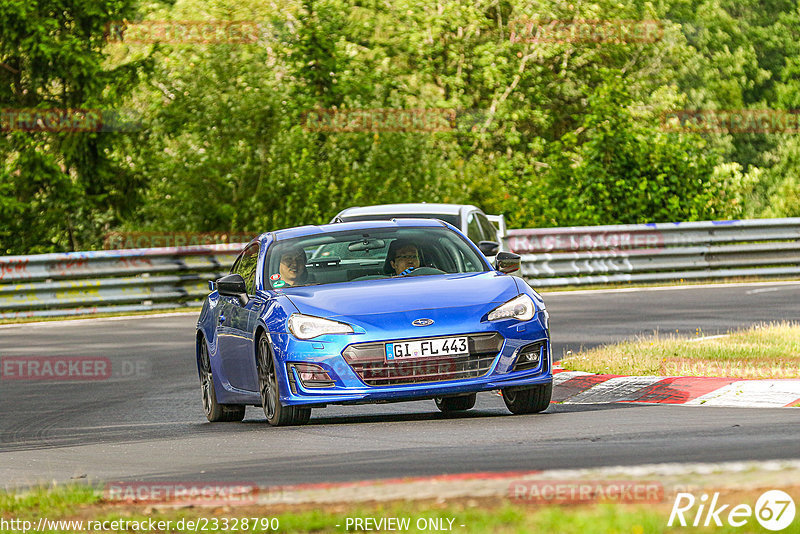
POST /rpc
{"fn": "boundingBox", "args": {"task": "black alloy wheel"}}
[199,337,245,422]
[256,333,311,426]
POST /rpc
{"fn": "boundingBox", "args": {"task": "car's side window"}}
[476,213,498,243]
[235,243,260,295]
[466,212,483,244]
[230,252,243,275]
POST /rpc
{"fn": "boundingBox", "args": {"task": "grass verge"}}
[2,483,797,533]
[559,322,800,378]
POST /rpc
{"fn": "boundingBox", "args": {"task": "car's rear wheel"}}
[502,382,552,414]
[256,333,311,426]
[434,393,476,412]
[199,337,246,422]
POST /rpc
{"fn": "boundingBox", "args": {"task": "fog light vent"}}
[288,363,334,388]
[512,341,546,371]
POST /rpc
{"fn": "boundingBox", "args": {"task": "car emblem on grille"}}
[412,318,434,327]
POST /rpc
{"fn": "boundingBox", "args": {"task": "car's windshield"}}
[265,226,488,289]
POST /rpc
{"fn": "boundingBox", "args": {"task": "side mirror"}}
[495,251,521,274]
[478,240,500,257]
[216,274,249,305]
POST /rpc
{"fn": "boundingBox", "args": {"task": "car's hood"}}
[282,272,519,318]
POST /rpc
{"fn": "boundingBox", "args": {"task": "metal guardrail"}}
[0,245,242,319]
[2,218,799,318]
[506,218,800,287]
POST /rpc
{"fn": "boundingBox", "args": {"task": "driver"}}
[385,239,421,276]
[277,247,308,287]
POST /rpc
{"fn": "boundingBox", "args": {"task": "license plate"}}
[385,337,468,360]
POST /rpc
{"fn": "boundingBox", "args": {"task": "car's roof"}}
[336,203,482,218]
[270,218,447,241]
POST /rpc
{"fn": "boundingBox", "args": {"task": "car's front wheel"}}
[502,382,552,414]
[256,333,311,426]
[434,393,476,412]
[199,337,245,422]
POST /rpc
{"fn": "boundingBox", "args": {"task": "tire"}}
[434,393,477,412]
[256,333,311,426]
[199,337,246,422]
[502,382,552,415]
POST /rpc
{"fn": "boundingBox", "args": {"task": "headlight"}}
[288,314,354,339]
[487,294,536,322]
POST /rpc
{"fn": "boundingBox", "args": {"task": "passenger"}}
[277,247,308,287]
[384,239,421,276]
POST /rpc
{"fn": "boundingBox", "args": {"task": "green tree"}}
[16,0,788,252]
[0,0,151,254]
[116,0,797,235]
[525,77,728,226]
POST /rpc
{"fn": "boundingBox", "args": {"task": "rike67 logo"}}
[669,490,796,531]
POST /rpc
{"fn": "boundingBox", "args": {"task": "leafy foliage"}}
[2,0,799,253]
[0,0,153,254]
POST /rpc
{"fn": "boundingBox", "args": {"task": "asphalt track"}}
[1,282,799,487]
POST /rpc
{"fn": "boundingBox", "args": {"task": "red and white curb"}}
[552,368,800,408]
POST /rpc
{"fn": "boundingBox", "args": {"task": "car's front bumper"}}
[286,366,552,406]
[271,310,552,406]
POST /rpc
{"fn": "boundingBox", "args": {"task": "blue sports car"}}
[195,219,552,425]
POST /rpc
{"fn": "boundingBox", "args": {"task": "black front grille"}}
[342,333,503,386]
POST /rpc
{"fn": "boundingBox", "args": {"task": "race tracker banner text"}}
[507,230,664,254]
